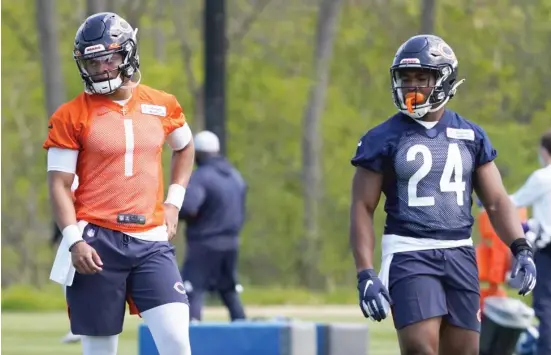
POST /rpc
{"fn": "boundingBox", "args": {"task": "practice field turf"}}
[1,305,399,355]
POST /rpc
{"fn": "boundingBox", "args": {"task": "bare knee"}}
[438,344,478,355]
[399,331,439,355]
[401,343,438,355]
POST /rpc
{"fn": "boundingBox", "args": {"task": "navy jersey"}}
[351,110,497,240]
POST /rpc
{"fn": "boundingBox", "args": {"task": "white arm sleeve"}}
[47,148,79,174]
[510,172,542,207]
[167,123,192,151]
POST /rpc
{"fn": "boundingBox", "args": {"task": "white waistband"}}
[381,234,473,257]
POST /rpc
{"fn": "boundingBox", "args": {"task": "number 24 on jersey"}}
[407,143,465,207]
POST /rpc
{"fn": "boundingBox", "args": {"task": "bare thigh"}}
[439,319,479,355]
[397,316,441,355]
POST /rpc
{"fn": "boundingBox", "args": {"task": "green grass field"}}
[1,305,399,355]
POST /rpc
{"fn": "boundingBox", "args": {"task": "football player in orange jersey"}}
[44,13,194,355]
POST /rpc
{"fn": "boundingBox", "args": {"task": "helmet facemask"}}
[74,29,141,95]
[391,64,464,119]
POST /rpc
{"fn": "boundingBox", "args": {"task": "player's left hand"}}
[163,203,179,240]
[511,249,537,296]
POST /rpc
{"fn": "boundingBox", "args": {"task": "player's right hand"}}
[357,269,392,322]
[71,241,103,274]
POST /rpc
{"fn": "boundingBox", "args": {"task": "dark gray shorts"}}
[66,224,188,336]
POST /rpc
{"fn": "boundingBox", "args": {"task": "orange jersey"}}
[479,207,528,245]
[476,207,527,284]
[43,85,186,233]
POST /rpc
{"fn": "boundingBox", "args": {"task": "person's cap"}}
[194,130,220,153]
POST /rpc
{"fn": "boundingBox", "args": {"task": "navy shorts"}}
[181,244,239,293]
[66,224,188,336]
[389,246,481,332]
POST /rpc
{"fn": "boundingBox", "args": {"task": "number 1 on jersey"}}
[123,119,134,176]
[407,143,465,207]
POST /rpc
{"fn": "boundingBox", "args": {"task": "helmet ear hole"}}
[124,65,135,78]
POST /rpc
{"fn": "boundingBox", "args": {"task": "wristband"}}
[357,269,377,281]
[62,224,83,252]
[164,184,186,210]
[510,238,532,257]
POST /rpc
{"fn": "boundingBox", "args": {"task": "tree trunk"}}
[87,0,108,15]
[299,0,343,289]
[153,0,166,63]
[420,0,436,34]
[171,0,205,130]
[36,0,66,118]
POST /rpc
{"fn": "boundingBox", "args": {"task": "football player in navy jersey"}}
[349,34,537,355]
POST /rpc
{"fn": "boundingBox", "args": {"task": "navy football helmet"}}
[73,12,140,95]
[390,35,465,119]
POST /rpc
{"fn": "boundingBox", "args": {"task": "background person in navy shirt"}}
[179,131,247,321]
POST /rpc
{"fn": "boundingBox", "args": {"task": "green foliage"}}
[238,286,357,305]
[2,284,68,312]
[2,0,549,290]
[1,282,528,311]
[1,283,357,311]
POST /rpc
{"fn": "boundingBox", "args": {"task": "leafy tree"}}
[1,0,548,289]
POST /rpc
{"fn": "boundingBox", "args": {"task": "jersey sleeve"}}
[47,148,79,173]
[163,95,186,136]
[350,130,389,173]
[167,123,192,150]
[473,125,497,167]
[43,104,82,150]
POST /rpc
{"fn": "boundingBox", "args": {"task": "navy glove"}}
[357,269,392,322]
[510,239,537,296]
